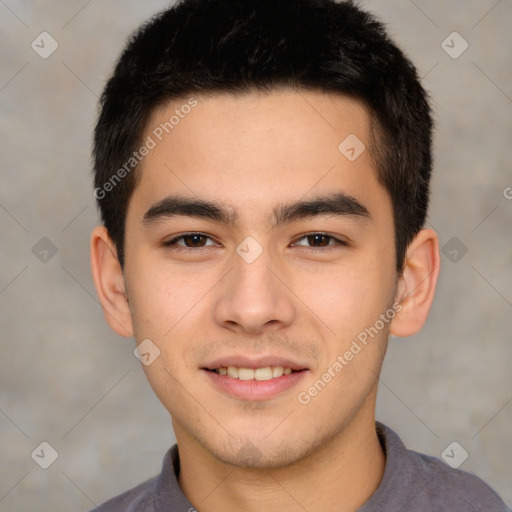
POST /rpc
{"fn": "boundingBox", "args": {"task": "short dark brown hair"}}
[93,0,433,271]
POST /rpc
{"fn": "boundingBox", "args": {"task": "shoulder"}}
[406,448,509,510]
[369,422,509,511]
[84,444,187,512]
[86,475,158,512]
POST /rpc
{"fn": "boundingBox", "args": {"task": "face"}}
[121,89,399,468]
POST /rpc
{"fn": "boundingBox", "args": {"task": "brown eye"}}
[307,234,330,247]
[163,233,217,249]
[293,233,347,249]
[181,234,208,247]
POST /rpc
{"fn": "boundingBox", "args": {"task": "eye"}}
[162,233,219,250]
[161,232,347,253]
[292,233,347,249]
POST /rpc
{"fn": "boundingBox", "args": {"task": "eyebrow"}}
[142,192,371,228]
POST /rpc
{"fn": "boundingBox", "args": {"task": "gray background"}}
[0,1,511,510]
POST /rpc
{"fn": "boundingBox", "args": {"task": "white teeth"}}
[227,366,239,379]
[254,367,273,381]
[272,366,284,378]
[239,368,254,380]
[215,366,295,380]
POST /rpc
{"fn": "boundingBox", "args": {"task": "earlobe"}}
[90,226,134,338]
[390,229,440,338]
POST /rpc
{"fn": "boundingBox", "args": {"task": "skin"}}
[91,89,440,512]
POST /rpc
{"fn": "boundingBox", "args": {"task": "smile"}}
[208,366,297,381]
[203,366,308,401]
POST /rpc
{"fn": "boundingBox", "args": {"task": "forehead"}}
[128,89,388,225]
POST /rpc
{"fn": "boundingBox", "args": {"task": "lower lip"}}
[202,369,308,401]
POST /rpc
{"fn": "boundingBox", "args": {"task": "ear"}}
[90,225,133,338]
[390,228,440,337]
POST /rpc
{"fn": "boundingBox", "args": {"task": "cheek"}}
[293,256,393,340]
[127,260,213,376]
[126,257,207,335]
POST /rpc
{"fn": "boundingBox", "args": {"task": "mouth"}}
[204,366,302,381]
[201,358,309,401]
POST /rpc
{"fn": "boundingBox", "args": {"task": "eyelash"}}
[162,232,348,253]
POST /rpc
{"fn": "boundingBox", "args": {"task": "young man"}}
[89,0,509,510]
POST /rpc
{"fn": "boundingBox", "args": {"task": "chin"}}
[199,432,319,470]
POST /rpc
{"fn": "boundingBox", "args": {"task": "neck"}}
[176,407,385,512]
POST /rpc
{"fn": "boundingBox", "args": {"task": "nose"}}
[212,244,296,335]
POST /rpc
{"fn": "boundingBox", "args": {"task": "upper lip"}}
[202,355,309,371]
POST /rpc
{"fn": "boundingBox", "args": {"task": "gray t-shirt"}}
[88,422,509,511]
